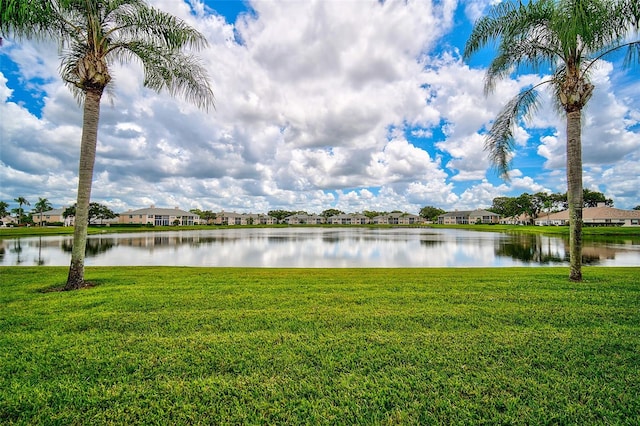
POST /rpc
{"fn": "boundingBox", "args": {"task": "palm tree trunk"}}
[65,89,103,290]
[566,110,583,282]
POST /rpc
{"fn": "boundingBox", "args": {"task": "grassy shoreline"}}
[2,266,639,424]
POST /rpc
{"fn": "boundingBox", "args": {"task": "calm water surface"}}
[2,227,639,267]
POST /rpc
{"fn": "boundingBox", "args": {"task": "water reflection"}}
[61,236,117,257]
[10,239,24,265]
[495,234,566,264]
[0,228,638,267]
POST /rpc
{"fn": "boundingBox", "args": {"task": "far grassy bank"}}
[429,223,640,237]
[1,267,638,424]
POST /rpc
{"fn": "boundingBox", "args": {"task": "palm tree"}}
[0,201,9,220]
[464,0,640,281]
[13,197,30,225]
[33,197,53,226]
[1,0,214,289]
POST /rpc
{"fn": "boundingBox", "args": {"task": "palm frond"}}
[0,0,60,39]
[118,41,214,111]
[549,64,568,115]
[465,0,561,94]
[59,41,91,102]
[623,41,640,66]
[108,2,208,51]
[554,0,615,58]
[621,0,640,28]
[463,2,519,60]
[50,0,214,111]
[485,87,541,179]
[485,25,561,94]
[582,39,640,76]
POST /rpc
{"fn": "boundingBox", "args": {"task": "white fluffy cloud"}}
[1,0,639,215]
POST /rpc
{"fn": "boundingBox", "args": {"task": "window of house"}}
[155,215,169,226]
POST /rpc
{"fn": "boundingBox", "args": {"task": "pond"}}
[1,227,639,267]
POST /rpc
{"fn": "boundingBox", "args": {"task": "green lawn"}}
[1,267,639,424]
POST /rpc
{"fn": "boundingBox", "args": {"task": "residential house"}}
[372,213,422,225]
[283,214,325,225]
[534,205,640,227]
[393,212,421,225]
[119,206,199,226]
[500,213,533,225]
[246,214,279,225]
[469,209,501,224]
[31,208,74,226]
[371,215,388,225]
[36,207,118,226]
[0,215,18,226]
[439,210,469,225]
[438,209,500,225]
[533,212,565,226]
[214,212,245,225]
[214,212,280,225]
[326,213,369,225]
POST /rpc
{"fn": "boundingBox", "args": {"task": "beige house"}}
[214,212,279,225]
[119,206,199,226]
[214,212,244,225]
[438,209,500,225]
[500,213,533,225]
[391,213,422,225]
[534,205,640,227]
[439,211,470,224]
[247,214,279,225]
[326,213,369,225]
[283,214,325,225]
[469,209,501,224]
[0,215,18,226]
[372,213,422,225]
[32,208,74,226]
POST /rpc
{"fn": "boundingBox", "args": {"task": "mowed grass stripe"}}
[1,267,639,424]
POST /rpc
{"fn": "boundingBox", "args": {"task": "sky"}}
[1,0,639,217]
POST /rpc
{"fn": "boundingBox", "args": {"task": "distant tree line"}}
[487,190,613,220]
[0,197,118,226]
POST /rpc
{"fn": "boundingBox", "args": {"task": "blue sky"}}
[1,0,639,216]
